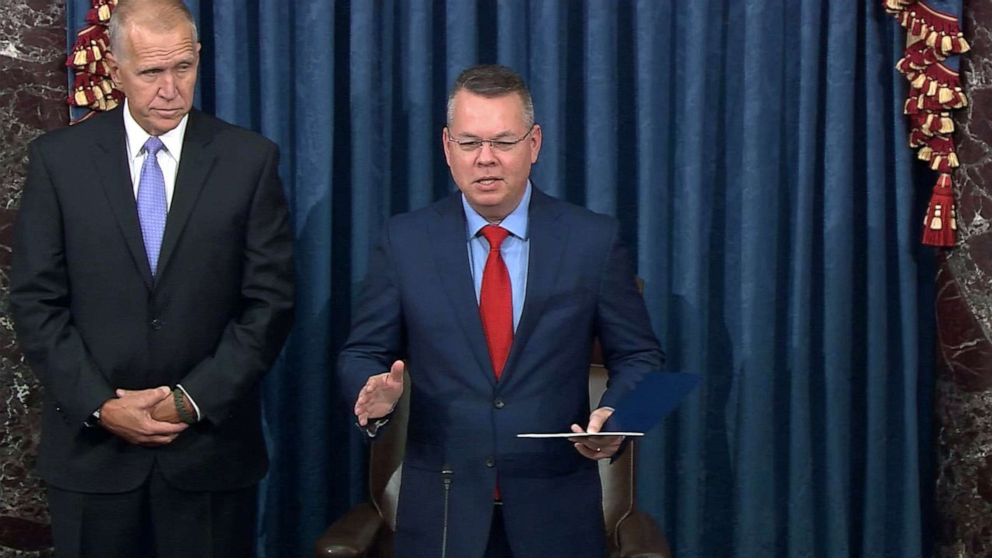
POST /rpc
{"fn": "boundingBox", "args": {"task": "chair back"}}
[367,369,410,532]
[367,365,636,542]
[590,363,638,540]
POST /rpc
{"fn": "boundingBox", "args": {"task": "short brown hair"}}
[446,65,535,128]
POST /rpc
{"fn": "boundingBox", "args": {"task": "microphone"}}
[440,463,454,558]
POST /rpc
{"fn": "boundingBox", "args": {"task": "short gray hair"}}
[446,65,535,128]
[109,0,199,60]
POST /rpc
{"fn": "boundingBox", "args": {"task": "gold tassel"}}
[939,115,954,134]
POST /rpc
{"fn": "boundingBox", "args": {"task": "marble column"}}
[935,1,992,557]
[0,0,66,556]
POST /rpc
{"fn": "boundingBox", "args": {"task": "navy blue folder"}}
[602,371,700,434]
[517,371,701,438]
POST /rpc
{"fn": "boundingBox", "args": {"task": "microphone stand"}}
[441,464,454,558]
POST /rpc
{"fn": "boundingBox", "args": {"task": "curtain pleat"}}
[64,1,934,556]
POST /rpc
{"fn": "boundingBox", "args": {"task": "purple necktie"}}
[137,136,168,276]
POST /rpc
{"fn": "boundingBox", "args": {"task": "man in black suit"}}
[9,1,293,556]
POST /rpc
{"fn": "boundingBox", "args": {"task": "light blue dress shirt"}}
[462,183,531,331]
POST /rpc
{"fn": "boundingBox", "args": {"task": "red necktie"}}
[479,225,513,380]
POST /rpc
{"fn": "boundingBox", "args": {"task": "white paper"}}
[516,432,644,438]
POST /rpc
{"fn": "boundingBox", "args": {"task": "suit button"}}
[485,457,495,468]
[150,318,162,330]
[493,398,505,409]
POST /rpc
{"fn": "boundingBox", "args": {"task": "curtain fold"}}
[64,1,934,556]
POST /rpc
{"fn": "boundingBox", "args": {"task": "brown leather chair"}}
[315,362,672,558]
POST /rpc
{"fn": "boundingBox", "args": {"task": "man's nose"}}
[157,72,177,98]
[476,141,498,163]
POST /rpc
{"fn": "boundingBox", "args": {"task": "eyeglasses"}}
[447,124,535,153]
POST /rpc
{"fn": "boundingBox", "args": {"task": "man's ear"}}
[105,51,122,87]
[442,127,453,167]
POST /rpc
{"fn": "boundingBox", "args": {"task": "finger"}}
[580,439,601,452]
[604,436,624,448]
[145,420,189,434]
[357,412,368,427]
[119,387,172,406]
[573,442,599,460]
[570,423,584,433]
[146,432,180,443]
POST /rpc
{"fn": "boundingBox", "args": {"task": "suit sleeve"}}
[177,143,295,424]
[9,139,116,426]
[593,223,666,410]
[336,222,406,407]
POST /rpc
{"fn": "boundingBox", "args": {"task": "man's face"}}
[108,23,200,136]
[443,91,542,222]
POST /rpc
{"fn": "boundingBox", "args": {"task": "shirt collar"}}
[462,181,532,241]
[122,99,190,160]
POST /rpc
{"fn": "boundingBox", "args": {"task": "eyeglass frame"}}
[445,124,537,153]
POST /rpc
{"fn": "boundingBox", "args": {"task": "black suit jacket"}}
[10,108,294,493]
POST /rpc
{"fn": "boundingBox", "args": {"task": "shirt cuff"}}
[176,384,202,422]
[356,416,391,439]
[84,408,102,428]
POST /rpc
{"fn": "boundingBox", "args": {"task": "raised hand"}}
[354,360,405,426]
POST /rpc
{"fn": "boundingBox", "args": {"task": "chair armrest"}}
[314,502,385,558]
[614,510,672,558]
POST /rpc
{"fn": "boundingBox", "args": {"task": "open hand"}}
[354,360,405,426]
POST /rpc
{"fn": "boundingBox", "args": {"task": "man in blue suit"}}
[339,65,664,558]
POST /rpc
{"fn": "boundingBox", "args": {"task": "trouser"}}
[47,465,257,558]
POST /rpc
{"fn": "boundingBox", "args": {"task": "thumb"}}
[389,360,405,382]
[587,409,612,434]
[135,386,171,404]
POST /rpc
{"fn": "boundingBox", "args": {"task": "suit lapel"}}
[429,195,496,385]
[93,109,154,289]
[156,111,216,281]
[501,188,566,382]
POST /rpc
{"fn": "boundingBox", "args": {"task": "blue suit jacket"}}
[339,187,664,558]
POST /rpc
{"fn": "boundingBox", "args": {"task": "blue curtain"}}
[66,1,935,556]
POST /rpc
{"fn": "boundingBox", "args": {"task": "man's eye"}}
[459,141,482,150]
[492,141,515,150]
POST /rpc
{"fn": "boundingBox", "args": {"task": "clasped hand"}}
[354,360,405,426]
[99,386,188,446]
